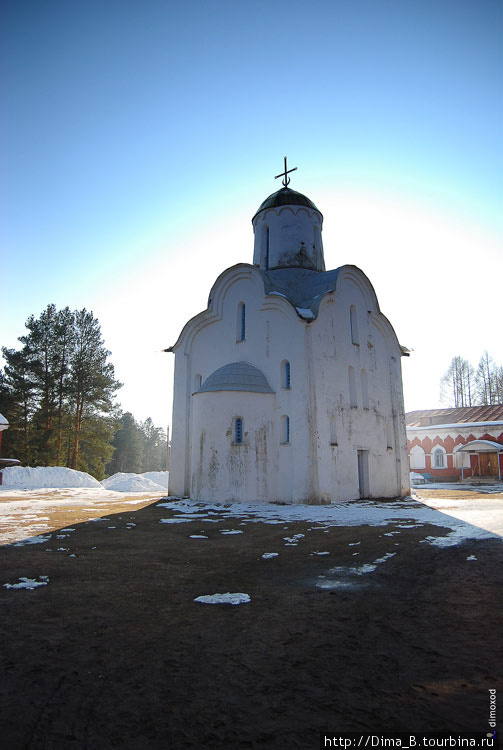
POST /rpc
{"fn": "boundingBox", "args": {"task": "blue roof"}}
[198,362,274,393]
[261,267,342,317]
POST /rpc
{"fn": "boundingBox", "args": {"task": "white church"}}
[167,162,410,504]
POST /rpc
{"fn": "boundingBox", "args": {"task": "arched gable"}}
[168,263,265,355]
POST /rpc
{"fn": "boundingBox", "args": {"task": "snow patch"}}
[4,577,49,590]
[13,535,52,547]
[220,529,243,535]
[261,552,279,559]
[194,592,251,605]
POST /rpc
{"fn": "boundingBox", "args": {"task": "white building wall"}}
[169,262,409,503]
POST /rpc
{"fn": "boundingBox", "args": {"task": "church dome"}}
[253,187,321,221]
[198,362,274,393]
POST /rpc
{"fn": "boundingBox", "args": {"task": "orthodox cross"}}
[275,156,297,187]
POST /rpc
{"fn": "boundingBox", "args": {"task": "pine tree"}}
[140,417,167,472]
[69,309,122,469]
[106,412,144,474]
[0,348,37,463]
[0,305,122,475]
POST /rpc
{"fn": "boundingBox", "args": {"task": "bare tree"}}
[440,356,475,407]
[475,351,498,405]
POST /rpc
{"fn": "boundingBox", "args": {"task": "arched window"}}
[433,447,446,468]
[265,226,270,270]
[350,305,359,345]
[330,416,337,446]
[361,368,369,409]
[281,360,291,389]
[386,423,393,449]
[234,417,243,444]
[348,366,357,407]
[237,302,246,342]
[194,374,202,392]
[281,415,290,444]
[410,445,426,469]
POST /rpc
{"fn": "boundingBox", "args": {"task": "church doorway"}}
[357,450,369,498]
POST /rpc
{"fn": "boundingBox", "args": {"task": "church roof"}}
[406,405,503,427]
[261,267,341,317]
[198,362,274,394]
[253,187,321,220]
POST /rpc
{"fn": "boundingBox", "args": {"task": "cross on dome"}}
[274,156,297,187]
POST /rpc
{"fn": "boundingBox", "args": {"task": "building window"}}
[330,416,337,446]
[433,448,445,468]
[237,303,246,342]
[350,305,359,345]
[265,226,270,270]
[349,366,357,407]
[194,374,202,391]
[281,360,291,389]
[386,423,393,449]
[234,417,243,444]
[361,368,369,409]
[410,445,426,469]
[281,415,290,444]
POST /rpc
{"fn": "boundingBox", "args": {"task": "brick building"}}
[406,406,503,481]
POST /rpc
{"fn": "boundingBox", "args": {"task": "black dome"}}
[253,187,321,220]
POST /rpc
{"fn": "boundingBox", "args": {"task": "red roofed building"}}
[406,406,503,481]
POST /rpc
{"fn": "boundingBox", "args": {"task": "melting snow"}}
[4,577,49,590]
[220,529,243,535]
[194,592,251,605]
[156,496,502,546]
[14,535,52,547]
[317,552,397,589]
[262,552,279,559]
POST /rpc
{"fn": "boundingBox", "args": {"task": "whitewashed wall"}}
[169,262,409,503]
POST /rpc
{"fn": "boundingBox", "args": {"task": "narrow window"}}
[237,302,246,342]
[235,417,243,444]
[330,416,337,446]
[361,369,369,408]
[194,374,202,392]
[386,423,393,449]
[265,226,270,270]
[349,366,357,407]
[281,415,290,444]
[433,448,445,468]
[281,360,291,389]
[350,305,359,345]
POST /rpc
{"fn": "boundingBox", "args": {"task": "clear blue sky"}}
[2,0,502,428]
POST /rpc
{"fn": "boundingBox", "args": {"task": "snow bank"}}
[101,472,167,492]
[141,471,170,489]
[1,466,102,489]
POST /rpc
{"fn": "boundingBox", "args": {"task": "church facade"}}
[167,175,409,504]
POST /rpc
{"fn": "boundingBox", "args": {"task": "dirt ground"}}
[0,491,502,749]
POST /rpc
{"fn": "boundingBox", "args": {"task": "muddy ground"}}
[0,493,501,749]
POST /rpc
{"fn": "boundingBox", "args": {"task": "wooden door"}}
[480,453,499,476]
